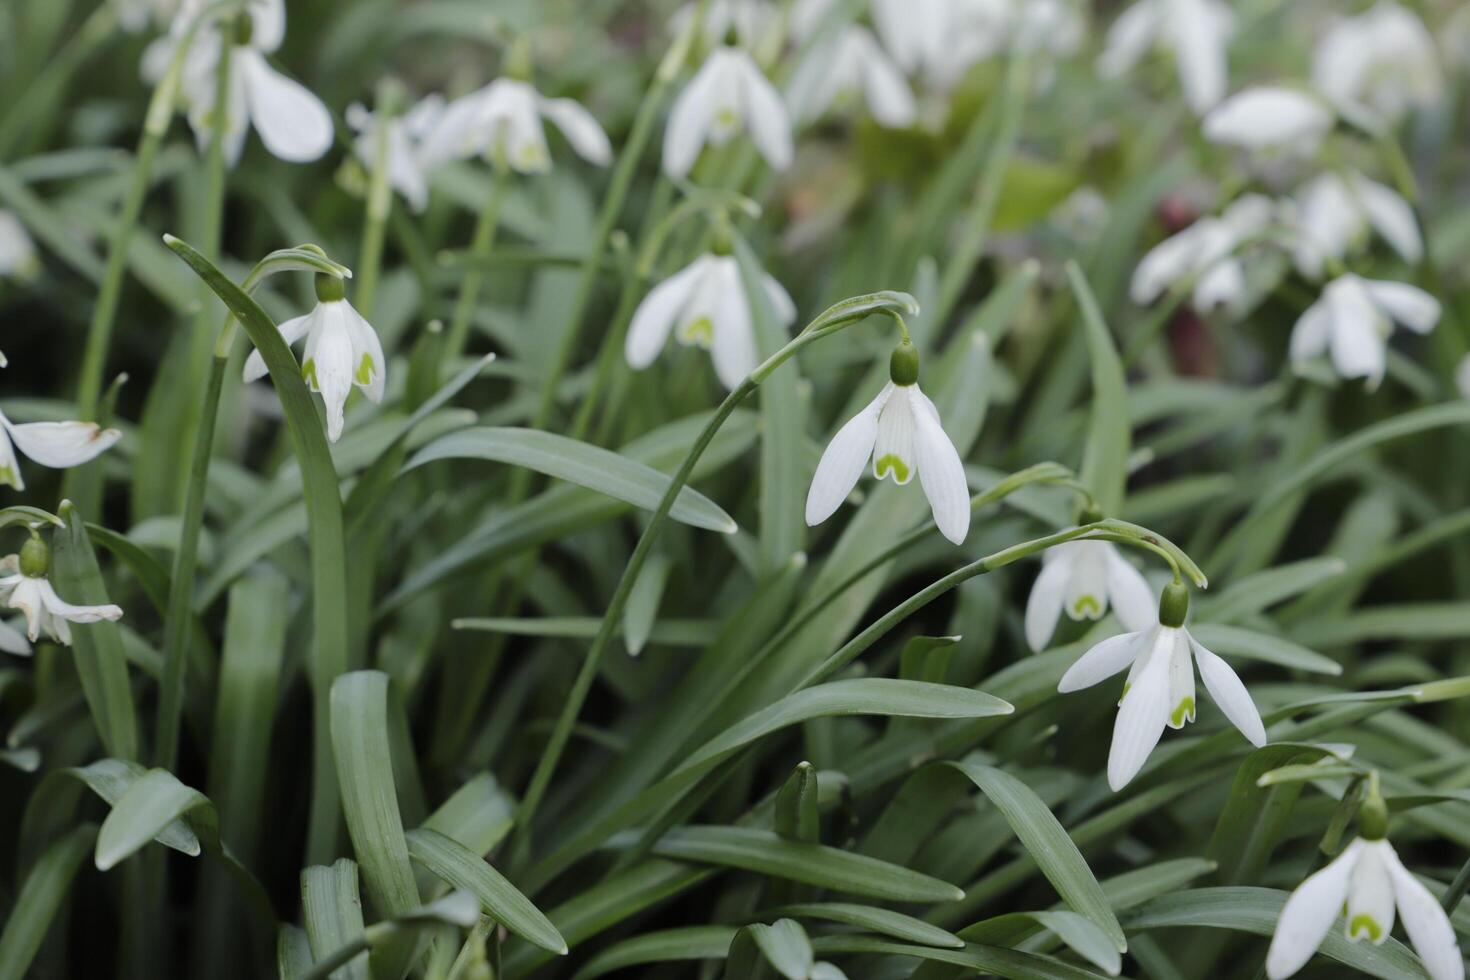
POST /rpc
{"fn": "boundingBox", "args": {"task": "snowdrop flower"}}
[624,251,795,391]
[786,0,915,128]
[116,0,178,32]
[0,211,38,280]
[346,94,445,214]
[1287,171,1422,280]
[1267,793,1463,980]
[1131,194,1277,314]
[1290,274,1440,388]
[1059,582,1266,790]
[243,274,385,443]
[672,0,783,54]
[0,370,121,492]
[1026,540,1156,651]
[1202,87,1335,156]
[806,342,970,545]
[0,537,123,646]
[872,0,1009,92]
[1011,0,1086,65]
[1312,2,1442,127]
[663,46,793,179]
[421,78,611,175]
[179,1,334,166]
[1097,0,1233,115]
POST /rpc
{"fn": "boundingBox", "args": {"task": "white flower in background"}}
[1097,0,1233,115]
[806,345,970,545]
[1290,274,1440,388]
[663,46,793,179]
[1011,0,1086,64]
[115,0,178,32]
[1267,835,1463,980]
[672,0,783,54]
[1202,87,1335,156]
[1131,193,1277,314]
[243,276,385,443]
[1312,2,1442,126]
[421,79,611,174]
[624,253,795,391]
[0,358,121,491]
[872,0,1010,92]
[0,540,123,646]
[0,211,39,280]
[1026,541,1156,651]
[1457,355,1470,401]
[0,617,29,656]
[1058,584,1266,790]
[786,0,916,128]
[176,0,334,165]
[1287,171,1422,280]
[346,95,445,214]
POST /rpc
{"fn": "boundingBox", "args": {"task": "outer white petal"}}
[0,211,37,278]
[1191,634,1267,746]
[1104,547,1157,633]
[1362,279,1440,335]
[1289,299,1332,365]
[1097,1,1162,79]
[663,55,727,178]
[857,33,917,128]
[708,259,759,391]
[340,301,387,403]
[1383,845,1465,980]
[249,0,286,53]
[0,618,31,656]
[1131,226,1203,305]
[5,578,45,642]
[762,274,797,328]
[3,419,121,469]
[625,258,710,369]
[1025,554,1074,652]
[911,388,969,544]
[38,579,123,626]
[1325,277,1387,384]
[1266,841,1363,979]
[1107,626,1174,790]
[1168,0,1228,114]
[1202,87,1334,153]
[243,310,316,382]
[0,430,20,491]
[240,49,333,163]
[1352,175,1422,265]
[419,91,491,166]
[810,964,848,980]
[1057,629,1146,692]
[538,96,613,167]
[304,304,357,442]
[734,53,794,171]
[786,37,847,124]
[805,384,890,527]
[1194,257,1246,313]
[188,49,250,167]
[1346,842,1396,944]
[489,82,552,174]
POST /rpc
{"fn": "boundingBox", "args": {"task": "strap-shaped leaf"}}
[0,824,96,980]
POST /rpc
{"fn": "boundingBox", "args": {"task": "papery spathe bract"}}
[663,46,793,179]
[1312,1,1443,126]
[1287,171,1422,280]
[805,373,970,545]
[420,79,611,175]
[624,253,795,391]
[1267,836,1463,980]
[1290,274,1440,389]
[1202,86,1335,156]
[1025,540,1156,651]
[1097,0,1233,115]
[347,95,445,214]
[787,0,916,128]
[0,211,38,281]
[1130,193,1277,314]
[243,279,386,443]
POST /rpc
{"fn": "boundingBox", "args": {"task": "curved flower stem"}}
[355,91,395,320]
[443,161,510,363]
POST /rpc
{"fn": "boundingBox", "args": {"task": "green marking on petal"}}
[716,106,738,129]
[1348,914,1382,943]
[355,353,375,386]
[678,316,715,349]
[302,359,318,389]
[519,144,546,169]
[875,454,911,483]
[1070,594,1103,619]
[1169,696,1195,728]
[0,465,15,489]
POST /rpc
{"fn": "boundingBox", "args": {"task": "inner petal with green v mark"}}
[1170,696,1195,727]
[302,359,319,388]
[1348,914,1382,943]
[356,353,375,385]
[874,454,910,483]
[678,316,714,349]
[1070,594,1102,618]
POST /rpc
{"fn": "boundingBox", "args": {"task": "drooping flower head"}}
[0,534,123,646]
[0,211,39,281]
[624,250,796,391]
[872,0,1010,94]
[1202,86,1336,157]
[806,341,970,544]
[786,0,916,129]
[1286,171,1422,280]
[346,92,446,214]
[1058,581,1267,790]
[1026,538,1157,651]
[663,45,794,179]
[421,73,612,175]
[0,358,121,492]
[1312,2,1443,127]
[1097,0,1234,115]
[243,273,385,443]
[1130,193,1278,315]
[1290,274,1440,388]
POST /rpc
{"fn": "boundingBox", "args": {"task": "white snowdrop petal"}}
[1362,279,1441,335]
[1131,228,1202,306]
[0,618,31,656]
[859,35,917,128]
[3,420,120,469]
[1191,635,1267,746]
[735,54,794,171]
[1026,556,1074,653]
[1325,277,1387,384]
[341,302,387,403]
[538,96,613,167]
[39,579,123,626]
[762,274,797,328]
[243,311,315,382]
[910,389,969,544]
[1202,87,1333,152]
[1107,628,1173,790]
[806,386,889,527]
[1168,0,1227,114]
[241,50,334,163]
[1165,632,1196,728]
[5,578,45,642]
[0,431,21,491]
[1383,847,1465,980]
[1353,176,1423,265]
[625,258,709,369]
[708,260,759,391]
[249,0,287,53]
[663,56,726,178]
[1289,299,1332,365]
[1104,547,1157,634]
[872,392,917,486]
[420,92,490,166]
[1097,1,1161,79]
[1057,629,1145,692]
[1266,842,1362,979]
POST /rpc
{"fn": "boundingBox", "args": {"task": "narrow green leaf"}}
[278,926,314,980]
[301,860,369,980]
[94,767,212,870]
[570,926,737,980]
[960,911,1121,976]
[761,903,964,949]
[1187,624,1341,675]
[810,935,1117,980]
[773,763,820,843]
[1069,262,1129,518]
[1201,558,1347,624]
[0,824,96,980]
[623,551,672,656]
[749,919,813,980]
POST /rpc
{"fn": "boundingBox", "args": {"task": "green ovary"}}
[1348,914,1382,943]
[874,454,910,483]
[679,317,714,349]
[356,354,375,386]
[1070,594,1102,618]
[1170,697,1195,727]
